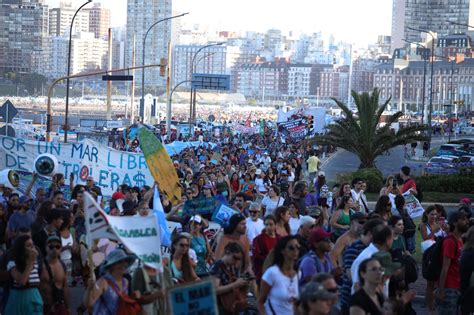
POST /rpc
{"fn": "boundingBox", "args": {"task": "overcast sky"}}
[46,0,393,45]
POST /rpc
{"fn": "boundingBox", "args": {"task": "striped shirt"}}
[339,240,367,309]
[7,261,41,287]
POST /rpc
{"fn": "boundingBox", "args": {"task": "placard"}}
[168,280,218,315]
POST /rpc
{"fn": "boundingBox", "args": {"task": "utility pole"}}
[106,28,112,120]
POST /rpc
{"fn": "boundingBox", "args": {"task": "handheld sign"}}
[212,204,239,227]
[168,279,218,315]
[138,127,181,204]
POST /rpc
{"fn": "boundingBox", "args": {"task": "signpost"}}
[0,100,18,137]
[191,73,230,91]
[168,279,218,315]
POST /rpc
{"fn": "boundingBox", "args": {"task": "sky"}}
[46,0,393,46]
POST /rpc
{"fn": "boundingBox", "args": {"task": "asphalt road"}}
[323,135,474,182]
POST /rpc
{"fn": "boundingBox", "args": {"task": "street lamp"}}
[433,54,456,142]
[407,27,436,138]
[140,12,188,121]
[64,0,92,143]
[402,39,428,125]
[189,42,225,131]
[167,80,193,137]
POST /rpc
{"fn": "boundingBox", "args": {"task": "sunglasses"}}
[327,287,338,293]
[48,244,61,250]
[249,211,259,214]
[178,243,189,248]
[287,245,301,251]
[357,220,367,225]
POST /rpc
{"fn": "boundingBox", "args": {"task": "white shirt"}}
[289,217,301,235]
[245,217,265,246]
[351,189,369,213]
[255,178,267,193]
[262,265,299,315]
[261,196,285,215]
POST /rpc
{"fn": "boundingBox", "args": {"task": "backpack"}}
[105,279,142,315]
[422,235,457,281]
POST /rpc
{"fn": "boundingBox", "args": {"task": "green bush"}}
[335,168,383,193]
[416,172,474,193]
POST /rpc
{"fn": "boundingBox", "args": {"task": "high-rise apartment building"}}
[86,3,110,40]
[126,0,172,88]
[391,0,474,53]
[49,2,89,37]
[0,0,49,75]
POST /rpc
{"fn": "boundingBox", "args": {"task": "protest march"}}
[0,106,472,315]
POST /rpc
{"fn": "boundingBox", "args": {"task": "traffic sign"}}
[0,125,15,137]
[0,100,18,123]
[192,73,230,91]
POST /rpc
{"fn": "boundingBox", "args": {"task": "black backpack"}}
[422,235,457,281]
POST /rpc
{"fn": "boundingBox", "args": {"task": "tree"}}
[312,89,428,169]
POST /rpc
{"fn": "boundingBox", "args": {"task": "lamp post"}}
[402,39,428,126]
[407,27,435,138]
[433,54,455,142]
[140,13,188,121]
[64,0,92,143]
[167,80,193,137]
[189,42,225,132]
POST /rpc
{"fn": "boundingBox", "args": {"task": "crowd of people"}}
[0,126,473,315]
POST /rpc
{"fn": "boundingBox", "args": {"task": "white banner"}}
[84,192,163,272]
[389,192,424,219]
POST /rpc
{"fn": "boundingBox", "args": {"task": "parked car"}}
[436,144,470,157]
[424,156,460,175]
[459,155,474,168]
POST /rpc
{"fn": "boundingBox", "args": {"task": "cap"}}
[112,192,126,200]
[460,198,472,204]
[47,235,61,244]
[350,212,368,222]
[372,251,402,276]
[448,210,467,225]
[308,207,322,218]
[309,228,332,243]
[299,215,316,227]
[19,195,32,204]
[173,160,179,165]
[255,169,262,175]
[203,183,212,190]
[190,215,203,224]
[299,281,337,302]
[280,170,288,175]
[318,171,326,177]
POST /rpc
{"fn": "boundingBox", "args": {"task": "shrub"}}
[415,173,474,193]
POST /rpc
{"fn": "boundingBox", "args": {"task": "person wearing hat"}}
[296,281,337,315]
[349,257,385,315]
[41,235,70,314]
[84,249,140,314]
[189,215,213,276]
[299,228,336,285]
[296,215,316,258]
[437,210,468,315]
[7,195,35,241]
[330,212,367,267]
[215,213,252,275]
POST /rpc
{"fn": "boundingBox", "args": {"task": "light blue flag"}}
[153,187,172,247]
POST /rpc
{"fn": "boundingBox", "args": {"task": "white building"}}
[126,0,172,88]
[49,2,90,37]
[288,64,312,98]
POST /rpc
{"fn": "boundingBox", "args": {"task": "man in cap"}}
[330,212,367,267]
[299,228,336,285]
[41,235,70,314]
[437,211,468,315]
[296,281,337,315]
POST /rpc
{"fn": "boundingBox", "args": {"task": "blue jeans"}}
[437,288,460,315]
[406,236,416,253]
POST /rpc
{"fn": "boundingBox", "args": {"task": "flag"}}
[154,186,172,247]
[245,112,252,127]
[84,192,118,247]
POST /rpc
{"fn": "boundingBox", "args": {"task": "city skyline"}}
[45,0,393,45]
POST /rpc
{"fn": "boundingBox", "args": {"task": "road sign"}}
[168,279,218,315]
[102,75,134,81]
[0,100,18,123]
[192,73,230,91]
[0,125,15,137]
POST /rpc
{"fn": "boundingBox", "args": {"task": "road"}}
[323,135,473,182]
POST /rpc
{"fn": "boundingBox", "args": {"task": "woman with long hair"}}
[379,175,396,196]
[189,215,213,277]
[373,195,392,222]
[4,235,44,314]
[419,205,446,241]
[330,196,356,240]
[287,201,301,235]
[274,206,291,237]
[261,185,285,216]
[215,169,231,200]
[230,172,242,196]
[252,215,282,284]
[258,236,300,315]
[336,183,352,208]
[349,258,385,315]
[59,211,78,285]
[170,234,199,284]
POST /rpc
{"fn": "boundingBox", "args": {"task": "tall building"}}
[126,0,172,89]
[391,0,474,52]
[49,2,89,37]
[0,0,49,75]
[86,3,110,40]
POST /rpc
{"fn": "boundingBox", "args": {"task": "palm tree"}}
[313,89,428,169]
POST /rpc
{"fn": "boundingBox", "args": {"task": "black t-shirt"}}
[349,288,384,315]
